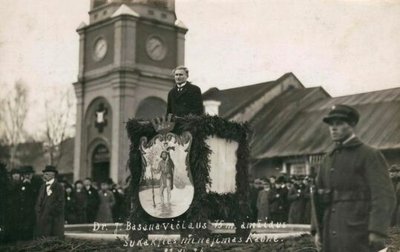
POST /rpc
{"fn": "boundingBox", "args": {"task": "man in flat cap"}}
[311,104,396,251]
[35,165,65,238]
[166,66,204,117]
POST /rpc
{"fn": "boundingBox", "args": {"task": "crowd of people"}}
[0,163,128,243]
[249,166,400,228]
[249,175,312,224]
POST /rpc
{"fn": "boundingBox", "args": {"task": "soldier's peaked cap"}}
[323,104,360,126]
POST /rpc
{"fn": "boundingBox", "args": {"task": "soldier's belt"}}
[332,190,370,202]
[317,189,370,203]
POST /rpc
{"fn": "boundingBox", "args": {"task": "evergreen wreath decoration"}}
[126,115,251,240]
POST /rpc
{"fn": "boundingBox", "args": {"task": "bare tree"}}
[0,81,29,169]
[43,88,75,165]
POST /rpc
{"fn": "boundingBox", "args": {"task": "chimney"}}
[202,87,221,116]
[203,100,221,116]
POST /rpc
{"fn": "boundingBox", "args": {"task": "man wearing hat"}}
[311,104,396,252]
[35,165,65,238]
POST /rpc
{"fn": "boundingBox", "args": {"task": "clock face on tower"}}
[146,36,167,61]
[93,37,108,61]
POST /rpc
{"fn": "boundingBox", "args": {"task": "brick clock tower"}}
[73,0,187,184]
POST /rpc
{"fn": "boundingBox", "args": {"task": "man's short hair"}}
[172,66,189,76]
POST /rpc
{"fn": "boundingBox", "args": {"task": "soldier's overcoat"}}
[313,137,396,252]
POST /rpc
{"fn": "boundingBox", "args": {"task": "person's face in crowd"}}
[264,184,270,191]
[328,119,354,142]
[174,69,188,85]
[23,173,33,180]
[66,187,72,194]
[161,152,168,160]
[43,171,55,182]
[269,177,276,184]
[100,183,108,191]
[12,173,21,181]
[84,179,91,187]
[76,182,83,190]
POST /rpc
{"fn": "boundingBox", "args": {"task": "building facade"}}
[203,73,400,179]
[73,0,187,184]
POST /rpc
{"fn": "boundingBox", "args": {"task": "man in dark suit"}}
[311,104,396,252]
[15,165,40,240]
[83,177,100,223]
[35,165,65,238]
[166,66,204,117]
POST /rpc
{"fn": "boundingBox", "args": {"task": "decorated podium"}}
[126,115,251,240]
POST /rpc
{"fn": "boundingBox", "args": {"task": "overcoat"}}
[17,180,37,240]
[166,82,204,117]
[96,190,115,223]
[312,137,396,252]
[256,189,270,221]
[288,185,306,224]
[268,185,289,223]
[35,180,65,238]
[85,186,100,223]
[74,190,88,224]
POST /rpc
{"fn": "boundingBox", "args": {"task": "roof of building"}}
[254,87,400,159]
[203,73,301,118]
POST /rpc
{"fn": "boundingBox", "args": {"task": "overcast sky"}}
[1,0,400,137]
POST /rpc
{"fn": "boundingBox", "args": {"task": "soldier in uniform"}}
[312,104,396,252]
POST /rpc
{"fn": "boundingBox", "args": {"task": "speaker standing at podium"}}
[167,66,204,117]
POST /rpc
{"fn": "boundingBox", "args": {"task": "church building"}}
[73,0,186,184]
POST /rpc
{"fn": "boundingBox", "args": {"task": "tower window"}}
[103,10,107,16]
[161,13,167,19]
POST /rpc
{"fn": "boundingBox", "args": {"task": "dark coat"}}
[85,186,100,223]
[312,137,396,252]
[394,182,400,226]
[17,180,38,240]
[96,190,115,223]
[5,181,21,241]
[35,180,65,238]
[166,82,204,117]
[288,185,306,224]
[64,192,76,224]
[74,190,88,224]
[268,185,289,223]
[256,189,270,221]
